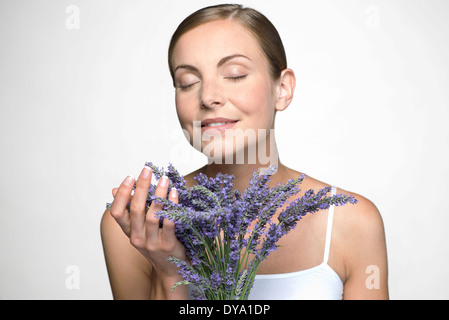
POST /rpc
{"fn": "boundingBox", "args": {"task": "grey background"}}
[1,0,448,299]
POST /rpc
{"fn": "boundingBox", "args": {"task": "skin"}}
[101,19,389,300]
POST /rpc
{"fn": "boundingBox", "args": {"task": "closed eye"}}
[177,81,200,91]
[177,75,247,91]
[226,75,247,82]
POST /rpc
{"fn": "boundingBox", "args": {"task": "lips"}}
[201,118,239,133]
[201,118,238,127]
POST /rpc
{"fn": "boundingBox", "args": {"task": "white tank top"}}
[188,186,343,300]
[248,186,343,300]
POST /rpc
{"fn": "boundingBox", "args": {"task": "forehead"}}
[172,19,266,68]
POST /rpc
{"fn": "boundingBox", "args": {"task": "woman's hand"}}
[109,166,186,288]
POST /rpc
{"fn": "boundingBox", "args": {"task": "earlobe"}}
[275,68,296,112]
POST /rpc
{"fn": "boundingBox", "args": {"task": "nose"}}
[200,78,225,109]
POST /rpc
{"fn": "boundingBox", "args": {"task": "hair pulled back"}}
[168,4,287,84]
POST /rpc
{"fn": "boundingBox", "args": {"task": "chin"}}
[202,137,261,165]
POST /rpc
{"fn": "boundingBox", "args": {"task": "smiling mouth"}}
[202,121,238,128]
[201,118,239,128]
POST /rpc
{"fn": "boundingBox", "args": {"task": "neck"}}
[204,163,288,192]
[201,144,290,193]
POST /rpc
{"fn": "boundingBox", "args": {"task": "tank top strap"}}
[323,186,337,264]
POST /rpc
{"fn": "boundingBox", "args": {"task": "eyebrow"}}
[174,54,251,74]
[217,54,251,67]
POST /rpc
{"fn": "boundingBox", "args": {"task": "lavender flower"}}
[106,163,358,300]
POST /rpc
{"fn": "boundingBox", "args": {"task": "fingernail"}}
[169,187,177,198]
[142,166,152,178]
[124,175,134,186]
[159,175,169,188]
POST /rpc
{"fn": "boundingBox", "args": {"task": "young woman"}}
[101,4,389,300]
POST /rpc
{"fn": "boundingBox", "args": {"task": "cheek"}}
[175,95,199,147]
[230,78,274,124]
[175,94,194,127]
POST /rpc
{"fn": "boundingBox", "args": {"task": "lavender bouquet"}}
[112,162,357,300]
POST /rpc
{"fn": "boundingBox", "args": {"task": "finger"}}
[168,187,179,206]
[109,175,135,235]
[113,187,134,205]
[161,187,178,243]
[146,175,170,243]
[129,166,152,239]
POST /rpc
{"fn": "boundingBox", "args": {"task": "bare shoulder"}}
[299,173,386,257]
[100,209,152,299]
[331,188,389,299]
[100,208,150,273]
[297,171,388,298]
[292,170,385,237]
[100,208,131,248]
[333,188,386,246]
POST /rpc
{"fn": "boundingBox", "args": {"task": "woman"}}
[101,4,389,300]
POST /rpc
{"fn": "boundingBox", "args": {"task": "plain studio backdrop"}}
[0,0,448,300]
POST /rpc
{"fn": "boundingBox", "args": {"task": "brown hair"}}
[168,4,287,85]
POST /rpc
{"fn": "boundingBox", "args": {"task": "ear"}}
[275,69,296,112]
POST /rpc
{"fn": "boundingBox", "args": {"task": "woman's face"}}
[171,19,283,163]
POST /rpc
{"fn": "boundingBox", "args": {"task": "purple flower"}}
[108,163,358,300]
